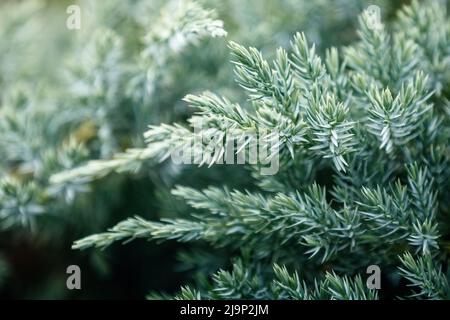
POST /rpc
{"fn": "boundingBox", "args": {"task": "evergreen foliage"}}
[1,0,449,300]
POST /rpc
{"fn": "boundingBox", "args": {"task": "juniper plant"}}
[1,0,448,299]
[63,0,450,300]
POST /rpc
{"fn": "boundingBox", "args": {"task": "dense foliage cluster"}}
[0,0,448,299]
